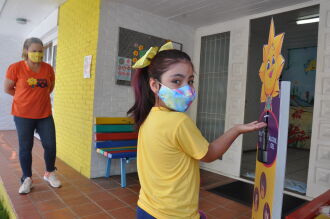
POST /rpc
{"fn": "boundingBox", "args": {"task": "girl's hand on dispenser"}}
[201,121,267,163]
[236,121,267,134]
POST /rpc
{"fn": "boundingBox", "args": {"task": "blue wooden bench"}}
[94,117,137,187]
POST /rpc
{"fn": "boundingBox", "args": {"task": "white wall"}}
[28,9,58,44]
[0,35,24,130]
[90,0,195,177]
[307,0,330,198]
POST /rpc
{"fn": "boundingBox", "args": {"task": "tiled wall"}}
[54,0,100,178]
[307,0,330,198]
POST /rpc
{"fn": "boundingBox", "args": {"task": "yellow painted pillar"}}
[54,0,100,178]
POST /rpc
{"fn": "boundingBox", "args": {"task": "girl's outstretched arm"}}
[200,121,266,163]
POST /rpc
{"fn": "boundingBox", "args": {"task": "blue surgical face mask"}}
[158,83,196,112]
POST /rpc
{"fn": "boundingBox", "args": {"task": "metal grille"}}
[197,32,230,142]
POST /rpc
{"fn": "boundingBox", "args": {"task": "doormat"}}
[207,181,307,218]
[244,172,307,194]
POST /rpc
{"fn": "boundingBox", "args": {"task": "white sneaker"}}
[44,172,61,188]
[19,177,32,194]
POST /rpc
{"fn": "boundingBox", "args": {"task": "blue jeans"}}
[136,207,207,219]
[136,206,156,219]
[14,115,56,182]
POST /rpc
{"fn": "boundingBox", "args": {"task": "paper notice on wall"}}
[84,55,92,78]
[116,57,132,81]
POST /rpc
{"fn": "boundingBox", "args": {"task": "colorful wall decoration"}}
[116,27,182,85]
[282,47,316,149]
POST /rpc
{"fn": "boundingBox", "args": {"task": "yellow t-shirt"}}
[137,107,209,219]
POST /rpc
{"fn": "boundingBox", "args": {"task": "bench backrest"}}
[94,117,137,159]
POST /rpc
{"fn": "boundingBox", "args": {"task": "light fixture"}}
[296,15,320,25]
[16,17,27,24]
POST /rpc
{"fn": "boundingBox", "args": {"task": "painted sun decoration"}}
[259,19,285,110]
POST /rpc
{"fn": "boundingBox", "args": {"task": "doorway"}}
[241,5,319,195]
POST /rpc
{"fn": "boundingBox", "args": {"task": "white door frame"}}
[191,18,250,178]
[306,0,330,198]
[191,0,323,199]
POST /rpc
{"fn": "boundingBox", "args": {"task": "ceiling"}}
[0,0,65,37]
[0,0,318,38]
[113,0,317,27]
[250,5,319,47]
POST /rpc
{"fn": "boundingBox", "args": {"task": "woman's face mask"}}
[28,52,43,63]
[158,83,196,112]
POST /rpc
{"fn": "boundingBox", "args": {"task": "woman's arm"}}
[201,121,266,163]
[4,78,16,96]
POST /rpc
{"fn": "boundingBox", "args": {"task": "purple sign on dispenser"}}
[257,95,280,166]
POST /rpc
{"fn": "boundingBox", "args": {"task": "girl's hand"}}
[236,121,267,134]
[202,121,267,162]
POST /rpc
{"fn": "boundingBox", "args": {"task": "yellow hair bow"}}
[132,41,173,69]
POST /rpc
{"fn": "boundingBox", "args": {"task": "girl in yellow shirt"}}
[128,43,266,219]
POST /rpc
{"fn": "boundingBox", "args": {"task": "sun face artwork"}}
[259,19,285,110]
[253,19,287,219]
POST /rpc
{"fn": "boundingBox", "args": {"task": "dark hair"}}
[22,37,43,60]
[127,49,193,130]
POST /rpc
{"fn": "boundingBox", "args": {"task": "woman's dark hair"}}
[127,49,193,130]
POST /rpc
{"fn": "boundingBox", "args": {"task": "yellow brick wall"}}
[54,0,100,178]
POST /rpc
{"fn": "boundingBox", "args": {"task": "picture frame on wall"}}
[116,27,183,86]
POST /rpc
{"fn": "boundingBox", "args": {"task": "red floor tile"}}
[32,183,52,192]
[52,185,81,199]
[108,206,136,219]
[95,198,127,211]
[35,199,66,212]
[204,193,232,205]
[199,197,219,212]
[42,208,76,219]
[108,187,136,198]
[93,180,121,190]
[81,212,113,219]
[126,184,140,194]
[29,190,58,202]
[86,191,116,201]
[70,202,103,217]
[117,193,138,205]
[76,184,104,194]
[61,194,92,207]
[208,206,243,219]
[224,200,251,214]
[16,204,43,219]
[238,214,251,219]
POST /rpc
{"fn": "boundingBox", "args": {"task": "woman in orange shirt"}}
[4,37,61,194]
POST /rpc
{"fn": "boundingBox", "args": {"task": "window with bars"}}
[43,42,57,70]
[197,32,230,143]
[43,41,57,111]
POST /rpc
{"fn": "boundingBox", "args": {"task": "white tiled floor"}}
[240,148,310,193]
